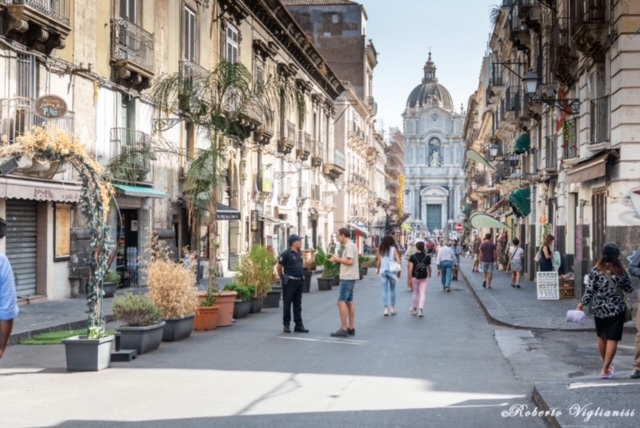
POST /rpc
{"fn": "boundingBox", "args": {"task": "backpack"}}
[413,253,429,279]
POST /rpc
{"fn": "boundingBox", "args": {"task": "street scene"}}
[1,0,640,427]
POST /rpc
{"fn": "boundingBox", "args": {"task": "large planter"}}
[359,267,368,277]
[117,321,165,354]
[303,270,313,293]
[63,335,114,372]
[317,277,333,291]
[250,297,264,314]
[194,305,219,331]
[233,300,252,319]
[331,275,340,287]
[263,288,281,308]
[162,314,195,342]
[103,282,117,298]
[217,290,238,327]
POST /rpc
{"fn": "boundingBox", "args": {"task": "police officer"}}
[277,234,309,334]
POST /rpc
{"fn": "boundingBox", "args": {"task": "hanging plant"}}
[0,126,114,339]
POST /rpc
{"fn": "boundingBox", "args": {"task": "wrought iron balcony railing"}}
[109,128,155,183]
[111,18,155,74]
[0,97,74,144]
[1,0,71,26]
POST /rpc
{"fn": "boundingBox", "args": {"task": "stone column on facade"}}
[414,185,421,221]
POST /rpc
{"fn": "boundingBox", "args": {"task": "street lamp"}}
[273,158,303,179]
[489,144,499,158]
[523,69,581,114]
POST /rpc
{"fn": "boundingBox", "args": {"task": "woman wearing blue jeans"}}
[376,235,402,316]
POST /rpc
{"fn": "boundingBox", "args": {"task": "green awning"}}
[514,133,531,154]
[508,187,531,218]
[470,212,508,229]
[465,149,495,170]
[114,184,169,199]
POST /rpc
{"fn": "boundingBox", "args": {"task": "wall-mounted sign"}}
[34,95,68,119]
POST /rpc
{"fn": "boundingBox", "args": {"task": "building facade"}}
[0,0,344,300]
[403,54,466,238]
[465,0,640,295]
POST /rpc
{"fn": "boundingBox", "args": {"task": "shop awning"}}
[0,177,80,203]
[470,212,508,229]
[486,198,508,215]
[514,132,531,154]
[216,202,241,220]
[566,151,615,184]
[465,149,495,170]
[259,214,280,224]
[114,183,169,199]
[508,187,531,218]
[347,222,370,237]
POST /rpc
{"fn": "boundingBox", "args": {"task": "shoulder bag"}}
[388,248,402,273]
[605,271,632,322]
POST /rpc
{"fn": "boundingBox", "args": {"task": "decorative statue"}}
[430,150,440,167]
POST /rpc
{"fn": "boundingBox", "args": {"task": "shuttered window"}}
[184,7,196,62]
[120,0,138,22]
[226,25,239,64]
[5,200,38,297]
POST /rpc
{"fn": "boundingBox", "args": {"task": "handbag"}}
[605,272,633,322]
[389,260,402,273]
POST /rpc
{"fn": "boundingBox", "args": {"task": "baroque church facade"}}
[403,54,466,235]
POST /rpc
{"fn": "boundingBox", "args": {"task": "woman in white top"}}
[509,238,524,288]
[376,235,402,316]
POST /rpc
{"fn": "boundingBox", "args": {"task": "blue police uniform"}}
[278,242,307,332]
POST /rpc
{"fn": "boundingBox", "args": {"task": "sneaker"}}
[390,307,397,315]
[330,328,349,338]
[410,307,417,315]
[347,328,355,336]
[630,370,640,379]
[482,280,486,288]
[447,288,451,293]
[384,307,389,316]
[418,309,424,317]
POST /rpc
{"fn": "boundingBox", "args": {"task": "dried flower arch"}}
[0,126,114,338]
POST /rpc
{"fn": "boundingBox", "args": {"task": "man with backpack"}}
[408,241,432,317]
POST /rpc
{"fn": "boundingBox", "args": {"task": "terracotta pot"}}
[216,290,238,327]
[194,305,219,331]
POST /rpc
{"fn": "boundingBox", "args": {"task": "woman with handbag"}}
[508,238,524,288]
[376,235,402,316]
[577,244,633,379]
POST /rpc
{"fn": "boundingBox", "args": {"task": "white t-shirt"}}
[509,246,524,261]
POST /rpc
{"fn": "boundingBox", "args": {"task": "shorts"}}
[482,262,494,273]
[595,312,626,341]
[338,280,356,302]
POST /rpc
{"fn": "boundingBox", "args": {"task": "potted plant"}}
[113,293,165,355]
[315,247,338,291]
[236,245,276,313]
[146,235,199,342]
[358,255,371,280]
[194,291,219,331]
[225,283,253,319]
[103,269,121,298]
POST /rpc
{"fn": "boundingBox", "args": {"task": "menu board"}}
[55,204,72,260]
[536,271,559,300]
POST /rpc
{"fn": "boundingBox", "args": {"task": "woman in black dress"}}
[538,234,555,272]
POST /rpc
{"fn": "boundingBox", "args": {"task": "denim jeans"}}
[381,271,397,307]
[440,260,454,289]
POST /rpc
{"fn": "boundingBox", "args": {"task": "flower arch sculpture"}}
[0,126,114,338]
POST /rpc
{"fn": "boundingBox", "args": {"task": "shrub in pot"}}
[195,291,219,331]
[225,283,252,319]
[103,269,121,298]
[315,246,338,290]
[113,293,165,354]
[146,236,199,342]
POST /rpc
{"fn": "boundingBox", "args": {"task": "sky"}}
[360,0,499,133]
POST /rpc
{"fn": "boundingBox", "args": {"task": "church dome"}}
[406,53,454,111]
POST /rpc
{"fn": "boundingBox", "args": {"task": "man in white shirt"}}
[436,241,456,292]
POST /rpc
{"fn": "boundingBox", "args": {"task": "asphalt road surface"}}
[0,269,547,428]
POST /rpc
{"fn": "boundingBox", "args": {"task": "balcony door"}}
[120,0,138,23]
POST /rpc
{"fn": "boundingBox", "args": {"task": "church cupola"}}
[422,52,437,83]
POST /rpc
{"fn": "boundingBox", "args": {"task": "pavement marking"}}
[569,381,640,389]
[277,336,367,345]
[446,401,523,408]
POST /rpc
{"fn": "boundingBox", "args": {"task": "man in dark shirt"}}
[277,234,309,334]
[479,233,497,289]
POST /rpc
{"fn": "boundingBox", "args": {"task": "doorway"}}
[116,209,139,288]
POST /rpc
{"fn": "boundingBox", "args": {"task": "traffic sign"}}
[456,223,464,232]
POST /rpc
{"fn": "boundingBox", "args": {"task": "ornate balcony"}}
[277,121,296,155]
[0,0,71,54]
[571,0,608,61]
[296,131,311,161]
[508,3,531,52]
[551,19,578,87]
[323,149,345,180]
[111,18,155,90]
[108,128,156,183]
[519,0,541,32]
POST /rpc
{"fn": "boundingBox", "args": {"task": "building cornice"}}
[245,0,344,100]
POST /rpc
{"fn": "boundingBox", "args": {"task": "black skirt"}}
[594,311,626,341]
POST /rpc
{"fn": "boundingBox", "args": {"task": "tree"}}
[150,61,304,290]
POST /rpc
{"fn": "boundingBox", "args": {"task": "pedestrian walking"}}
[277,234,309,334]
[497,231,509,271]
[376,235,402,316]
[408,241,431,317]
[330,228,359,337]
[538,234,555,272]
[0,218,18,359]
[436,241,456,292]
[508,238,524,288]
[472,236,481,272]
[452,240,462,280]
[576,244,633,379]
[479,233,497,289]
[624,247,640,379]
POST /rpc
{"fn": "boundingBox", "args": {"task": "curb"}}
[9,315,115,345]
[532,384,562,428]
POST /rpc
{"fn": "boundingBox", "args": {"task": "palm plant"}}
[150,61,304,291]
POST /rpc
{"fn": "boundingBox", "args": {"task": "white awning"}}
[347,222,370,237]
[0,176,80,203]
